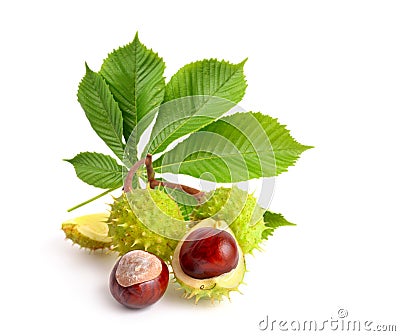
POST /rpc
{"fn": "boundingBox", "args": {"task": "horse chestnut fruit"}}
[179,227,239,279]
[109,250,169,309]
[172,218,246,303]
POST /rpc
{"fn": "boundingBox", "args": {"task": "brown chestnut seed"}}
[109,250,169,309]
[179,227,239,279]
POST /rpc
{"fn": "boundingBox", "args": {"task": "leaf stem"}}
[149,179,205,201]
[68,153,206,212]
[145,153,205,201]
[123,158,146,192]
[145,154,155,182]
[67,187,120,212]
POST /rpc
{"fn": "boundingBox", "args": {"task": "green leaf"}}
[262,211,295,240]
[164,58,247,102]
[78,65,125,160]
[100,33,165,142]
[65,152,127,189]
[153,112,312,182]
[145,59,247,155]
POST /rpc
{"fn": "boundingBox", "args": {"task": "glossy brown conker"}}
[109,250,169,309]
[179,227,239,279]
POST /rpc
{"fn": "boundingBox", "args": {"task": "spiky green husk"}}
[191,187,266,254]
[62,213,112,251]
[172,218,246,303]
[173,277,243,304]
[108,189,188,262]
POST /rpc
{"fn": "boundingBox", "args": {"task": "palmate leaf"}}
[145,59,247,155]
[78,65,125,160]
[100,33,165,142]
[65,152,127,189]
[69,35,312,213]
[262,211,295,240]
[153,112,312,182]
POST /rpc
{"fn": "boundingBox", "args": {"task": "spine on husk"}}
[107,188,189,262]
[191,187,266,254]
[62,213,112,251]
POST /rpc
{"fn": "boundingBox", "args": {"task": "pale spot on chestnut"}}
[116,250,162,287]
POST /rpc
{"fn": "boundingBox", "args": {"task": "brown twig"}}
[124,153,205,202]
[123,158,146,193]
[145,154,155,182]
[149,179,205,201]
[146,154,205,201]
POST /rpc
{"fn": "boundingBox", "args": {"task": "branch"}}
[145,154,205,201]
[123,158,146,192]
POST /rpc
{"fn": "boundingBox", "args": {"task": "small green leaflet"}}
[262,211,296,240]
[164,59,247,102]
[100,33,165,142]
[77,65,125,160]
[65,152,127,189]
[145,59,247,155]
[153,112,312,182]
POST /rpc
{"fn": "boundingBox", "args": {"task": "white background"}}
[1,1,399,335]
